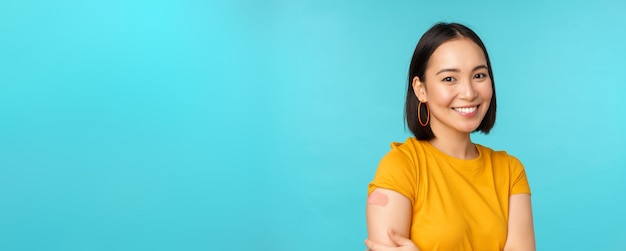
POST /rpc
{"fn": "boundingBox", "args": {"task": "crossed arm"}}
[365,189,536,251]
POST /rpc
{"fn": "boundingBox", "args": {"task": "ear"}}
[412,76,427,103]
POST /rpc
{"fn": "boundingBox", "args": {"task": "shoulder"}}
[388,137,426,158]
[477,145,527,181]
[376,137,428,168]
[378,138,418,168]
[477,145,531,193]
[477,144,524,166]
[371,138,422,203]
[374,137,426,179]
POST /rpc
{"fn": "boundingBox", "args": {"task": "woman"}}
[365,23,535,251]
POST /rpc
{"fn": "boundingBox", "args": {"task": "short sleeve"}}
[508,155,531,195]
[368,146,418,205]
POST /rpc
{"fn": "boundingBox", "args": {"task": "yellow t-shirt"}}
[368,137,531,251]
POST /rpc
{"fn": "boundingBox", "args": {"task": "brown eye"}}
[442,77,456,82]
[473,73,487,79]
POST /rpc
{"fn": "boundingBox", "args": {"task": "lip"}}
[452,105,479,118]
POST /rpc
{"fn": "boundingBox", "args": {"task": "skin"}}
[365,38,536,251]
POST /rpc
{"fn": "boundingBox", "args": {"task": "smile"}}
[452,106,478,114]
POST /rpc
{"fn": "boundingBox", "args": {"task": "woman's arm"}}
[366,188,412,246]
[503,194,536,251]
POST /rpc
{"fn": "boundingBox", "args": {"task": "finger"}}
[387,228,416,247]
[364,239,389,251]
[364,239,375,249]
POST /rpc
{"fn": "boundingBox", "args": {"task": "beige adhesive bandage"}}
[367,191,389,206]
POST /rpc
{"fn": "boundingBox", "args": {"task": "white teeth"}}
[453,106,477,113]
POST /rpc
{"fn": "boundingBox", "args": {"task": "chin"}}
[458,124,481,133]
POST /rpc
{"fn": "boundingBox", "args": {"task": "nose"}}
[459,78,478,100]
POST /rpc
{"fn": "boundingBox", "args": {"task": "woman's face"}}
[413,38,493,136]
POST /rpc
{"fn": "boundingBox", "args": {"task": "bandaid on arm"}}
[367,190,389,207]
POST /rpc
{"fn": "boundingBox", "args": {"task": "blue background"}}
[1,0,625,250]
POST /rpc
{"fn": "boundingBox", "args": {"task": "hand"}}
[364,228,420,251]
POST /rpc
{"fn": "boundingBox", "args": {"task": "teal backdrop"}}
[1,0,625,250]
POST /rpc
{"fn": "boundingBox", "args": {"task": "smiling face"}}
[413,38,493,137]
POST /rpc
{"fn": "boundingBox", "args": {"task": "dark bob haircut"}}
[405,22,497,140]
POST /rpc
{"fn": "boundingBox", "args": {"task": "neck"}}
[428,122,478,160]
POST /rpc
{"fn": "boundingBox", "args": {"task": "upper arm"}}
[366,188,412,246]
[504,194,536,251]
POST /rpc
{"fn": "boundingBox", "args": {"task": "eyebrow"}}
[436,65,488,75]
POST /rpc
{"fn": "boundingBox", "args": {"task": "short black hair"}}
[405,22,497,140]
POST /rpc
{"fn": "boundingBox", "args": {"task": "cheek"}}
[427,87,456,105]
[478,82,494,100]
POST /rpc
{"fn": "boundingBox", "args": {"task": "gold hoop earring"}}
[418,101,429,126]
